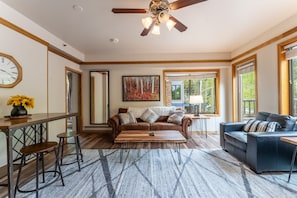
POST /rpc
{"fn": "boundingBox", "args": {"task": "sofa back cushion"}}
[255,112,271,121]
[150,106,176,116]
[266,113,296,131]
[127,107,148,118]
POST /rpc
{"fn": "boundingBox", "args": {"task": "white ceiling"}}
[2,0,297,60]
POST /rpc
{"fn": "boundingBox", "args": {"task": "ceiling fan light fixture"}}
[166,19,176,31]
[142,17,153,29]
[151,24,160,35]
[158,10,170,24]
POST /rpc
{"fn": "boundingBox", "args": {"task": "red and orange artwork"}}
[122,75,160,101]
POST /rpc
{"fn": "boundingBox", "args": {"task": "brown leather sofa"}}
[108,107,192,139]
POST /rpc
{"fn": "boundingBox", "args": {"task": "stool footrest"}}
[16,170,64,193]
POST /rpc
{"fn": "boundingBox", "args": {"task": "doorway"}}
[66,67,82,131]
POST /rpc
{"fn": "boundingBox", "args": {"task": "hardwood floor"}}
[0,130,220,197]
[80,131,220,149]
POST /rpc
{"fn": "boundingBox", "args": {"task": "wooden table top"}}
[114,130,186,143]
[280,137,297,146]
[0,113,78,130]
[185,114,210,120]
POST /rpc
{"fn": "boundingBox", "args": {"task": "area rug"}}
[16,149,297,198]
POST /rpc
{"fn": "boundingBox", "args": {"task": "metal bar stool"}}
[57,131,83,171]
[15,141,64,198]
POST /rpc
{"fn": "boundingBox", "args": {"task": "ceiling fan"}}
[112,0,207,36]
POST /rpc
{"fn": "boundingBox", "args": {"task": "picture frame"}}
[122,75,160,101]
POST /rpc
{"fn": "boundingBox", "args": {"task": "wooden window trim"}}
[163,69,220,115]
[278,36,297,115]
[232,55,258,121]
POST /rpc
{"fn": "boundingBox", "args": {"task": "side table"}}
[280,137,297,182]
[186,114,210,138]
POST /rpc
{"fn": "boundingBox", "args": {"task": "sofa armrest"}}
[246,131,297,173]
[220,122,246,148]
[108,115,120,139]
[181,116,192,139]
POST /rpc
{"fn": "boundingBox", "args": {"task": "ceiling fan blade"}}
[112,8,148,14]
[140,20,155,36]
[170,16,187,32]
[170,0,207,10]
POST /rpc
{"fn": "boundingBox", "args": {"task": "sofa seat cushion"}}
[224,132,247,151]
[150,122,182,131]
[120,123,150,131]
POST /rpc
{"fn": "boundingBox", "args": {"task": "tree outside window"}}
[171,85,181,100]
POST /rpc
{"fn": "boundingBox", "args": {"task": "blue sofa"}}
[220,112,297,173]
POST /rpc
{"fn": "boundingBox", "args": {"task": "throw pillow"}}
[140,108,159,123]
[243,119,257,132]
[256,121,279,132]
[150,106,176,116]
[119,112,137,125]
[167,112,184,125]
[243,119,278,132]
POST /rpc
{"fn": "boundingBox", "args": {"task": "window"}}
[171,84,181,100]
[289,58,297,116]
[164,70,219,114]
[286,42,297,116]
[232,55,257,121]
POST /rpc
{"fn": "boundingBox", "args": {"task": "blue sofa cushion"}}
[255,112,271,121]
[266,113,296,131]
[224,132,247,151]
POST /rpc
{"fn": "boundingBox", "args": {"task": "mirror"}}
[90,71,109,125]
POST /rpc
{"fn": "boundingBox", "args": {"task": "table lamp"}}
[189,95,203,116]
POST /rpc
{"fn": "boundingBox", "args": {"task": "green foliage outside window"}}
[241,72,256,100]
[183,78,216,113]
[171,85,181,100]
[290,58,297,116]
[241,71,256,117]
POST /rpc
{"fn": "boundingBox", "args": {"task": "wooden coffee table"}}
[114,130,186,164]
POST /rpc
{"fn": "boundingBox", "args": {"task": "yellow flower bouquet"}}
[7,95,34,109]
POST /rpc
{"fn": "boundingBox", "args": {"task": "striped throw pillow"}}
[243,119,278,132]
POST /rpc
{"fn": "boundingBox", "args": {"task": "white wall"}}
[232,13,297,115]
[81,63,230,132]
[0,24,48,167]
[47,52,81,141]
[0,24,81,167]
[0,1,85,61]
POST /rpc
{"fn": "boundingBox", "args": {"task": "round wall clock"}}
[0,52,22,88]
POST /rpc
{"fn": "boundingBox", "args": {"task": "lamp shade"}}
[151,24,160,35]
[166,19,176,31]
[189,95,203,104]
[142,17,153,29]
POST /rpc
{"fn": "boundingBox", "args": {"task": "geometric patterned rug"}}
[15,149,297,198]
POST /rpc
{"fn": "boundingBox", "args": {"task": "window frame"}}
[163,69,220,115]
[278,36,297,115]
[232,55,258,121]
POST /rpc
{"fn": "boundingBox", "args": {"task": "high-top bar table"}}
[0,113,79,198]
